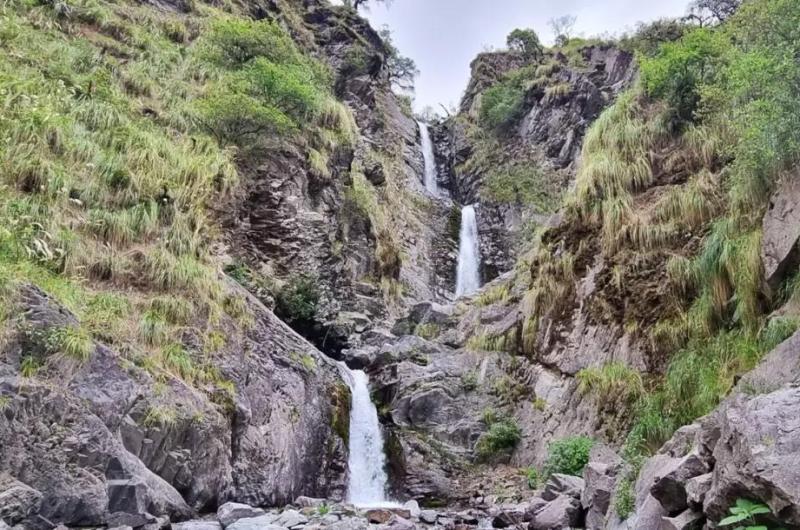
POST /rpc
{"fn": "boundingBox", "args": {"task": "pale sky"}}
[346,0,691,112]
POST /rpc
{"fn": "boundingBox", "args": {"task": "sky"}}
[348,0,691,112]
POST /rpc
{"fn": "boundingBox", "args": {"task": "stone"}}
[649,453,709,513]
[529,495,583,530]
[326,518,368,530]
[542,474,586,501]
[0,477,42,525]
[173,522,223,530]
[582,462,618,530]
[761,171,800,287]
[106,511,156,528]
[419,509,437,524]
[274,509,309,528]
[661,509,703,530]
[363,158,386,186]
[226,516,284,530]
[703,387,800,526]
[403,500,421,519]
[383,515,415,530]
[217,503,267,528]
[295,496,326,508]
[367,509,394,524]
[685,473,712,507]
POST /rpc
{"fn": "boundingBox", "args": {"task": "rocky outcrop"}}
[761,169,800,287]
[0,284,348,526]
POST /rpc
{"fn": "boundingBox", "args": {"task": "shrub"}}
[543,436,595,477]
[506,28,543,61]
[461,371,478,391]
[475,419,522,458]
[526,467,540,489]
[482,165,555,210]
[479,83,524,133]
[275,274,320,323]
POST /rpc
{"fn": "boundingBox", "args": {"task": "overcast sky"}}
[348,0,691,112]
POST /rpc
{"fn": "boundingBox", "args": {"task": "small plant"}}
[543,436,595,477]
[533,397,547,412]
[614,475,636,519]
[475,419,522,458]
[275,274,320,323]
[20,356,41,378]
[719,498,775,529]
[461,371,478,392]
[525,467,540,489]
[414,322,440,340]
[317,503,330,516]
[481,407,498,425]
[48,326,93,362]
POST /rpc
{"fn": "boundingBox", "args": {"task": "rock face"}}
[761,170,800,287]
[620,340,800,529]
[0,284,348,526]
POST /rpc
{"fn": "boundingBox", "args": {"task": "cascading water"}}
[341,366,395,507]
[417,121,439,196]
[455,204,481,297]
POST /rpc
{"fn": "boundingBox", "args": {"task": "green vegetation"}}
[482,165,558,211]
[543,436,594,477]
[577,362,644,403]
[413,322,440,340]
[525,466,541,489]
[719,499,775,529]
[275,274,320,324]
[507,28,544,61]
[475,418,522,459]
[479,83,525,134]
[461,371,478,391]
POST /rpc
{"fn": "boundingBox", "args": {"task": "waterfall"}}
[417,121,439,195]
[341,366,396,507]
[456,204,481,297]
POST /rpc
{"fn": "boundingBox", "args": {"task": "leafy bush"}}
[479,83,524,133]
[275,274,320,323]
[719,498,773,529]
[619,18,688,56]
[525,467,540,489]
[543,436,595,477]
[475,419,522,458]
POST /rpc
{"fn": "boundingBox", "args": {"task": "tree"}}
[506,28,543,61]
[685,0,741,26]
[379,27,419,92]
[548,15,577,47]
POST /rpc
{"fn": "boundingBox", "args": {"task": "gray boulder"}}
[649,452,709,513]
[542,474,585,501]
[173,522,223,530]
[403,500,421,519]
[226,516,283,530]
[382,515,415,530]
[418,510,437,524]
[685,473,712,508]
[529,494,583,530]
[761,171,800,287]
[661,509,703,530]
[0,476,42,525]
[704,387,800,525]
[217,503,266,528]
[582,462,618,530]
[274,509,308,528]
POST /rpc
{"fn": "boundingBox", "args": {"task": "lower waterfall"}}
[341,366,396,507]
[455,204,481,297]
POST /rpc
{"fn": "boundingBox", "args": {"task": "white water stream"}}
[455,204,481,297]
[341,367,397,507]
[417,121,440,196]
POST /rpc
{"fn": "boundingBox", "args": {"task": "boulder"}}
[529,495,583,530]
[703,387,800,525]
[274,509,308,528]
[217,503,266,528]
[582,462,618,529]
[367,509,394,524]
[382,515,415,530]
[419,510,438,524]
[490,504,526,528]
[685,473,712,508]
[542,474,585,501]
[226,517,284,530]
[295,496,327,508]
[761,171,800,287]
[661,509,703,530]
[173,522,223,530]
[403,500,421,519]
[649,452,709,513]
[0,476,42,525]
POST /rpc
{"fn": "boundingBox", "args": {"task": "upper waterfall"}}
[341,366,395,508]
[417,121,439,195]
[456,204,481,297]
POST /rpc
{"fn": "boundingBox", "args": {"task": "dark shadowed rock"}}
[661,509,703,530]
[0,476,41,525]
[367,510,394,524]
[649,453,709,513]
[685,473,712,508]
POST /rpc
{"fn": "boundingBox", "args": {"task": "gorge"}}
[1,0,800,529]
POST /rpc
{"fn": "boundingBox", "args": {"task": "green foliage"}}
[414,322,440,340]
[525,467,540,489]
[482,165,557,211]
[543,436,595,477]
[479,83,524,133]
[506,28,543,60]
[379,27,418,92]
[275,274,320,323]
[461,370,478,392]
[619,18,688,56]
[577,362,644,402]
[475,419,522,458]
[719,498,774,529]
[48,326,93,362]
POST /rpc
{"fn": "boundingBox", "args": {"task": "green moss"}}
[330,382,351,446]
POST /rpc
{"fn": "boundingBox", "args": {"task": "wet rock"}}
[661,509,703,530]
[217,503,266,528]
[542,474,585,501]
[529,495,583,530]
[367,509,394,524]
[0,476,42,525]
[403,500,421,519]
